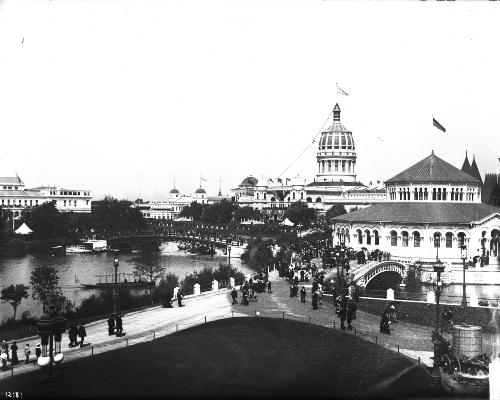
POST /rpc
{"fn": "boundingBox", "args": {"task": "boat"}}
[66,240,109,254]
[81,273,155,290]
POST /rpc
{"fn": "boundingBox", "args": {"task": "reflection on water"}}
[0,242,253,319]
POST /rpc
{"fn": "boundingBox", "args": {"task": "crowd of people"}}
[1,339,42,371]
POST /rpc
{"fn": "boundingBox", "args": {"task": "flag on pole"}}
[432,117,446,133]
[277,178,283,184]
[200,176,207,181]
[268,178,274,183]
[336,83,349,96]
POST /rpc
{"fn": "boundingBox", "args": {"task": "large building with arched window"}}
[232,104,385,220]
[332,151,500,284]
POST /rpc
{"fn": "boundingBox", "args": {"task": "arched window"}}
[434,232,441,248]
[443,188,447,201]
[414,188,418,200]
[328,161,332,172]
[306,197,312,203]
[402,231,409,247]
[340,228,345,243]
[256,193,259,199]
[316,197,322,203]
[357,229,363,245]
[365,230,371,245]
[457,232,465,248]
[460,189,464,201]
[432,188,437,201]
[373,230,379,245]
[445,232,453,248]
[413,231,420,247]
[424,188,428,200]
[342,161,346,172]
[292,192,295,200]
[437,188,442,201]
[390,231,397,246]
[334,161,339,172]
[451,189,455,201]
[264,193,267,200]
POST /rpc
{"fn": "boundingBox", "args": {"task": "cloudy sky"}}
[1,0,499,200]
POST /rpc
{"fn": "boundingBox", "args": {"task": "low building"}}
[0,176,92,216]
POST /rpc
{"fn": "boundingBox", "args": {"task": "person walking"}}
[380,310,391,335]
[346,296,357,331]
[177,289,183,307]
[1,340,9,362]
[35,344,41,361]
[24,344,31,364]
[10,341,18,365]
[311,291,319,310]
[1,349,7,371]
[267,281,272,293]
[68,324,78,347]
[78,322,87,347]
[300,286,306,303]
[231,287,238,304]
[107,315,115,336]
[115,314,123,337]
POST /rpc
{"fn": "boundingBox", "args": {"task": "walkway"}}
[1,271,497,380]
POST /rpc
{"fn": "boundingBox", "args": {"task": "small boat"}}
[66,243,93,253]
[66,240,109,254]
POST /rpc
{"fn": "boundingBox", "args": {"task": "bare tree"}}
[134,263,166,304]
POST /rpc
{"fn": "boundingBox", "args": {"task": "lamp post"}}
[112,249,120,318]
[37,299,66,378]
[460,245,468,310]
[227,239,232,286]
[432,262,445,384]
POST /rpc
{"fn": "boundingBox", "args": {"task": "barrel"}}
[452,325,483,359]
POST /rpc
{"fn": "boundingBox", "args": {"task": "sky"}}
[1,0,500,200]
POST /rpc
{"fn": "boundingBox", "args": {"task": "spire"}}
[333,103,341,122]
[218,177,222,197]
[461,150,472,176]
[470,154,482,183]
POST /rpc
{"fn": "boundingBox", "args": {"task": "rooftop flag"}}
[433,117,446,133]
[336,83,349,96]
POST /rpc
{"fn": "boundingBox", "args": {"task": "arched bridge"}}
[106,231,247,252]
[351,261,407,288]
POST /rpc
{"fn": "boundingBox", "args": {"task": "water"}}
[0,242,254,320]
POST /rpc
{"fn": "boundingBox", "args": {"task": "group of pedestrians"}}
[68,322,88,347]
[334,293,357,331]
[1,340,42,370]
[107,314,124,337]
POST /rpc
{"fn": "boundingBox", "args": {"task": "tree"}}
[21,201,72,240]
[234,205,261,222]
[284,201,317,229]
[30,266,62,312]
[180,202,204,221]
[201,200,235,224]
[325,204,347,225]
[134,263,166,304]
[1,284,29,320]
[153,273,179,305]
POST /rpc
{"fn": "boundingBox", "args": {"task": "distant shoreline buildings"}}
[0,175,92,216]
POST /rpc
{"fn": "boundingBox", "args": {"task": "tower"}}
[461,151,472,176]
[315,104,357,183]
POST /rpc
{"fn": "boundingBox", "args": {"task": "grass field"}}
[0,317,442,399]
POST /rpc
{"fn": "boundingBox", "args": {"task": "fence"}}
[0,308,421,381]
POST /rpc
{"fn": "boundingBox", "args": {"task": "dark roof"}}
[239,176,258,187]
[470,158,482,183]
[461,153,472,176]
[195,187,206,194]
[306,181,365,187]
[169,188,179,194]
[386,152,482,185]
[482,174,500,204]
[332,202,500,225]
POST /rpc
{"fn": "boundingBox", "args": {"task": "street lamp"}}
[431,262,445,384]
[227,240,232,286]
[112,249,120,318]
[37,299,66,378]
[460,245,468,310]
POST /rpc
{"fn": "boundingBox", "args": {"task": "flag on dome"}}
[336,83,349,96]
[200,176,207,181]
[432,117,446,133]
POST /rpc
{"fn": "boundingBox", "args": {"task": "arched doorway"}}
[491,229,499,258]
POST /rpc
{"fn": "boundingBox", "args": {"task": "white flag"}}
[336,83,349,96]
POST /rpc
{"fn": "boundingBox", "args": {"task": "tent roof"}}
[15,223,33,235]
[281,218,295,226]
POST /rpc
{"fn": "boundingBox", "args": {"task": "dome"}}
[195,187,206,194]
[169,188,179,194]
[239,176,258,187]
[318,104,355,151]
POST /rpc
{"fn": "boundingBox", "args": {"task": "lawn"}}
[0,317,438,399]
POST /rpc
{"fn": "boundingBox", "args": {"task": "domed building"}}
[332,151,500,284]
[232,104,385,220]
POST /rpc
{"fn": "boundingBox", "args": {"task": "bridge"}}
[105,230,248,252]
[350,260,408,288]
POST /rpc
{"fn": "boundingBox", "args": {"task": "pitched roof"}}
[470,157,482,183]
[0,176,24,185]
[332,202,500,225]
[385,152,481,185]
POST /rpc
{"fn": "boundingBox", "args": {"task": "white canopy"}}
[15,223,33,235]
[174,217,192,222]
[280,218,294,226]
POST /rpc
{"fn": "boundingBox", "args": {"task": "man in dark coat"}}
[231,287,238,304]
[338,295,347,330]
[346,296,357,330]
[300,286,306,303]
[107,315,115,336]
[267,281,272,293]
[115,314,123,337]
[68,324,78,347]
[78,323,87,347]
[10,341,18,365]
[380,310,391,335]
[177,290,183,307]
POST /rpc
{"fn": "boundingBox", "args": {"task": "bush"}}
[152,273,179,304]
[181,262,245,293]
